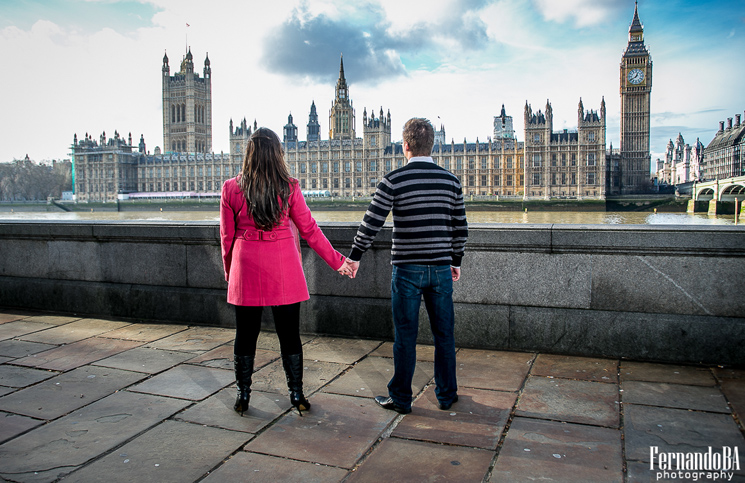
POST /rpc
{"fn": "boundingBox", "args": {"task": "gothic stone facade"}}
[524,99,607,200]
[617,3,653,194]
[162,49,212,155]
[72,131,235,202]
[72,132,141,202]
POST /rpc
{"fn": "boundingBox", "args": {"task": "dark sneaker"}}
[438,395,459,411]
[374,396,411,414]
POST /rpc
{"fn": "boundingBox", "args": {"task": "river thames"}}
[0,209,738,225]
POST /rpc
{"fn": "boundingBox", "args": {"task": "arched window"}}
[181,104,186,123]
[172,105,176,123]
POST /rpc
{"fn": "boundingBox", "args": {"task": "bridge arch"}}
[696,187,715,200]
[720,183,745,201]
[692,175,745,200]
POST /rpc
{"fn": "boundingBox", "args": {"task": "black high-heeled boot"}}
[233,355,254,416]
[282,353,311,416]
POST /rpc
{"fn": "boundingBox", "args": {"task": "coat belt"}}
[235,229,294,241]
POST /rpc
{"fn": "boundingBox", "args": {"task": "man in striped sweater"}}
[344,117,468,414]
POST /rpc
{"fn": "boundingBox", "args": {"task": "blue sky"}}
[0,0,743,167]
[0,0,160,33]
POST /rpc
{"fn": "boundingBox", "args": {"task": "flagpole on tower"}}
[185,22,190,52]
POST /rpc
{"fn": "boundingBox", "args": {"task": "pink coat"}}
[220,176,345,306]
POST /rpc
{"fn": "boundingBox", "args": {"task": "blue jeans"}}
[388,264,457,410]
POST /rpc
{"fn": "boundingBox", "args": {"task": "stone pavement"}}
[0,309,743,483]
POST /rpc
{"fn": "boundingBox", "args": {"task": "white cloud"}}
[375,0,460,34]
[532,0,622,28]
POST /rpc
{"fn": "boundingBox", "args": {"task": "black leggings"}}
[234,303,302,357]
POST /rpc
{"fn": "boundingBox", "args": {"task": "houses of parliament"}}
[71,4,654,202]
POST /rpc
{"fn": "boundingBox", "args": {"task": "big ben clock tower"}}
[619,2,652,193]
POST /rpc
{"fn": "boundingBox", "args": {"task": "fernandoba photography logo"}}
[650,446,741,481]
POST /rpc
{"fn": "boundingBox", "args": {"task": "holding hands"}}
[338,258,360,278]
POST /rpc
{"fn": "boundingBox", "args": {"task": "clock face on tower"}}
[628,68,645,85]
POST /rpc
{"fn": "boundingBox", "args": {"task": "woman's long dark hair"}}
[238,128,292,230]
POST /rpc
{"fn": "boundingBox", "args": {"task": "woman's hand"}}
[337,258,360,278]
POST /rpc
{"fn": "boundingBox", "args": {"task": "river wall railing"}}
[0,221,743,365]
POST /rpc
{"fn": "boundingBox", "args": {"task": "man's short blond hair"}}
[403,118,434,156]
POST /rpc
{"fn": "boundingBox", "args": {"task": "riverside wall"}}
[0,221,743,365]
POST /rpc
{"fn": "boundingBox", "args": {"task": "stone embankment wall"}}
[0,221,743,365]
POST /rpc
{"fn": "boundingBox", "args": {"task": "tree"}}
[0,158,72,201]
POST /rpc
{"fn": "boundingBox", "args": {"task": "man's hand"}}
[451,267,461,282]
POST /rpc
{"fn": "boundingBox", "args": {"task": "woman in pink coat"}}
[220,127,349,416]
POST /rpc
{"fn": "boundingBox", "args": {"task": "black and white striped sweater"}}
[348,158,468,266]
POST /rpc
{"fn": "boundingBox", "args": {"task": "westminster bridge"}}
[689,175,745,215]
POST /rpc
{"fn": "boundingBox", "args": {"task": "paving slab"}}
[246,392,396,469]
[347,437,494,483]
[254,330,312,352]
[0,313,27,324]
[146,326,235,352]
[0,321,58,341]
[256,330,280,351]
[0,365,56,388]
[251,358,347,396]
[393,385,516,449]
[457,349,534,391]
[627,460,745,483]
[321,356,433,399]
[184,343,234,370]
[489,417,623,482]
[97,323,188,342]
[713,367,745,382]
[721,380,745,432]
[19,318,131,345]
[369,341,436,361]
[620,361,716,386]
[713,367,745,432]
[0,391,190,483]
[623,404,745,464]
[0,310,39,318]
[177,387,291,433]
[129,364,234,401]
[203,451,348,483]
[516,376,620,428]
[0,357,11,365]
[0,339,57,358]
[188,345,279,371]
[626,460,657,483]
[0,386,14,397]
[0,411,44,445]
[626,462,745,483]
[532,354,619,383]
[61,420,251,483]
[21,315,80,326]
[622,380,731,413]
[0,365,145,420]
[13,337,143,372]
[302,336,381,364]
[92,346,196,374]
